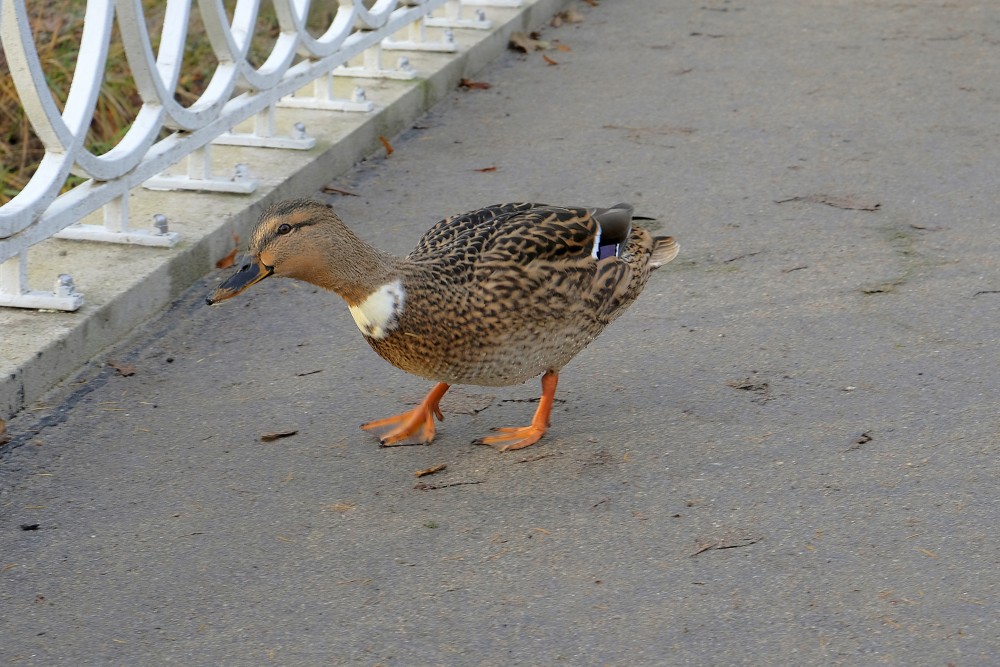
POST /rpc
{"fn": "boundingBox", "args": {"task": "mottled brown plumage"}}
[208,199,678,451]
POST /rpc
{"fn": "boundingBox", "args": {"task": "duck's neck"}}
[297,225,402,305]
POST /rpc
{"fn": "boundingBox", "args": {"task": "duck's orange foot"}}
[361,383,449,446]
[475,369,559,453]
[475,424,547,452]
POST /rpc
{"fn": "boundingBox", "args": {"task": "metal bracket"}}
[336,45,419,80]
[425,1,491,30]
[214,106,318,149]
[280,77,376,113]
[384,22,458,53]
[144,145,258,194]
[55,197,180,247]
[0,254,84,311]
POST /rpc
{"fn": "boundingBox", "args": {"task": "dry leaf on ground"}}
[415,464,447,478]
[845,431,873,452]
[414,480,484,491]
[216,232,240,269]
[689,533,761,557]
[543,54,559,66]
[459,78,492,90]
[321,184,359,196]
[261,430,298,442]
[775,194,881,211]
[216,247,238,270]
[379,135,393,157]
[108,361,136,377]
[509,31,549,52]
[551,8,585,26]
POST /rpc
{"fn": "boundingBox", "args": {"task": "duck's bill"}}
[206,258,273,305]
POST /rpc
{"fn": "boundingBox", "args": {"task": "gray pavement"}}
[3,0,999,664]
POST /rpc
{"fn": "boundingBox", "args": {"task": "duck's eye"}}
[277,223,292,235]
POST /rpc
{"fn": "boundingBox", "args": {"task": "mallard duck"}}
[207,200,678,451]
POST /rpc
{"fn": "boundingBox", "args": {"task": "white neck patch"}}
[348,279,405,340]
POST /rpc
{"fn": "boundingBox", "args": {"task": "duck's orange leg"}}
[361,383,450,446]
[477,370,559,452]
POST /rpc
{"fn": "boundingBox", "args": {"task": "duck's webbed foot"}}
[475,370,558,452]
[361,383,449,446]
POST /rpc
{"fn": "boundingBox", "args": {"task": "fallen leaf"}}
[459,78,492,90]
[261,430,298,442]
[215,231,240,269]
[474,166,498,173]
[689,534,761,557]
[321,184,359,196]
[379,135,393,157]
[775,194,881,211]
[543,54,559,66]
[726,377,772,404]
[726,378,768,392]
[0,419,7,446]
[555,42,572,52]
[550,7,585,27]
[723,251,762,263]
[509,31,549,52]
[216,247,238,270]
[414,480,484,491]
[415,463,447,478]
[846,431,873,451]
[108,361,136,377]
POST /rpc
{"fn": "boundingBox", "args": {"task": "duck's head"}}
[207,199,378,305]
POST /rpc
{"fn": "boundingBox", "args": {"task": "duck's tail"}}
[649,236,679,268]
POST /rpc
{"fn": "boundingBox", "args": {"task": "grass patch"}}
[1,1,334,205]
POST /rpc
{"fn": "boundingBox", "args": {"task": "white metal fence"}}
[0,0,511,311]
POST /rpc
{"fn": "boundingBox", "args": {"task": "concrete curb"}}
[0,0,570,422]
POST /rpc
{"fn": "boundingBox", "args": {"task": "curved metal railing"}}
[0,0,500,310]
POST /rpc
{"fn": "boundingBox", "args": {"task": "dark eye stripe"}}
[263,219,316,246]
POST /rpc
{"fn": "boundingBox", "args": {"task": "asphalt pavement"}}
[2,1,999,665]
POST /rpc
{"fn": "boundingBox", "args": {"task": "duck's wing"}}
[409,203,635,266]
[409,204,662,318]
[407,202,540,262]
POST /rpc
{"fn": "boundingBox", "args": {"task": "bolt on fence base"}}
[0,255,84,312]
